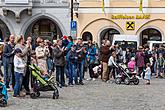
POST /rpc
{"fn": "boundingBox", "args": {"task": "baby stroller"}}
[0,81,8,107]
[29,64,59,99]
[115,63,139,85]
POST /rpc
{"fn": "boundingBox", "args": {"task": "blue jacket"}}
[66,41,73,61]
[0,82,8,101]
[86,45,96,64]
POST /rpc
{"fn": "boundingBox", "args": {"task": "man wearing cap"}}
[3,34,15,89]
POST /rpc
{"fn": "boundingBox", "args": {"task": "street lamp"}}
[73,0,79,18]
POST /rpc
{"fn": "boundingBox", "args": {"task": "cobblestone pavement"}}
[1,78,165,110]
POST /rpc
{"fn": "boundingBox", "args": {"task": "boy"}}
[13,48,25,97]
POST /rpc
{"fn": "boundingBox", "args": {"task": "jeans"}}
[22,66,30,92]
[3,63,14,88]
[64,61,69,78]
[56,66,65,86]
[77,60,85,82]
[14,72,23,96]
[68,62,77,84]
[47,58,53,72]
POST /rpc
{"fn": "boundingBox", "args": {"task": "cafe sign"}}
[111,14,150,19]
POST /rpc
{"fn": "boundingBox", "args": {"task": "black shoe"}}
[79,81,84,85]
[62,84,68,87]
[75,82,79,85]
[26,91,30,95]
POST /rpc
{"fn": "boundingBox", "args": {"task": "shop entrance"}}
[140,28,162,46]
[25,18,63,41]
[100,28,120,45]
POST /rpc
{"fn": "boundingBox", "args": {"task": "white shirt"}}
[108,56,117,67]
[14,55,25,74]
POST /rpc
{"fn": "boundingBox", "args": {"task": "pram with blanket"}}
[29,64,59,99]
[115,63,139,85]
[0,81,8,107]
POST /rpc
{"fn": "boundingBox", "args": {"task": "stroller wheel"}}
[36,91,40,97]
[133,78,139,85]
[115,77,122,85]
[0,99,7,107]
[53,89,59,99]
[30,93,37,99]
[124,78,130,85]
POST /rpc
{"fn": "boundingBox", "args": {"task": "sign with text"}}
[70,21,77,39]
[5,0,29,4]
[112,14,150,19]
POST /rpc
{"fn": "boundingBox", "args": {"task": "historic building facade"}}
[75,0,165,46]
[0,0,70,41]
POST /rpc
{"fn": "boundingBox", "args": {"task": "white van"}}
[112,35,139,50]
[147,41,165,51]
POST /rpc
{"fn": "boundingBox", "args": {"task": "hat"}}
[63,36,67,39]
[15,48,22,54]
[131,57,135,61]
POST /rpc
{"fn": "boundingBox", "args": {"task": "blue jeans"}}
[14,72,23,96]
[56,66,65,86]
[3,62,13,88]
[68,62,77,84]
[64,61,69,78]
[47,58,53,72]
[77,60,85,82]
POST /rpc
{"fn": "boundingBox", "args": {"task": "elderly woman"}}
[15,35,31,94]
[35,38,49,75]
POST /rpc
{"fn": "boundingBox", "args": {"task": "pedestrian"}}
[35,38,49,75]
[53,39,67,87]
[76,38,86,85]
[15,35,31,94]
[65,36,73,78]
[3,34,15,90]
[156,53,164,78]
[68,45,78,86]
[86,40,96,81]
[13,48,25,97]
[136,46,145,78]
[100,40,111,82]
[108,52,118,81]
[144,63,151,85]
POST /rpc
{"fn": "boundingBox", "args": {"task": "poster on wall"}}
[5,0,29,4]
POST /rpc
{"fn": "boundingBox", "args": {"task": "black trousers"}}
[22,66,30,92]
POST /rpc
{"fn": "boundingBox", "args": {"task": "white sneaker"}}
[92,78,96,81]
[86,78,92,81]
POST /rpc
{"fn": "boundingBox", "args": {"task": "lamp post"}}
[71,0,73,21]
[73,0,79,18]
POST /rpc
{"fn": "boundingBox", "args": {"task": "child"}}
[144,63,151,85]
[13,48,25,97]
[128,57,136,72]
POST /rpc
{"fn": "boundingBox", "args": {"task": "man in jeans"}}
[3,34,15,89]
[76,38,86,85]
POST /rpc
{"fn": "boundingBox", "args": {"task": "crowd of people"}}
[0,34,165,97]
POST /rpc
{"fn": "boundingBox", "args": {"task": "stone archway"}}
[140,28,162,46]
[20,14,68,38]
[0,19,11,41]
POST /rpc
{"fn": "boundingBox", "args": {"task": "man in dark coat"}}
[3,34,15,89]
[100,40,111,82]
[53,39,67,87]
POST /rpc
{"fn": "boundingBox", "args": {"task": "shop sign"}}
[126,21,135,30]
[112,14,150,19]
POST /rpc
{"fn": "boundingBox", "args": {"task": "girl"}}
[13,48,25,97]
[144,63,151,85]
